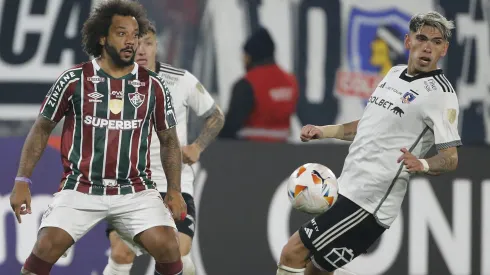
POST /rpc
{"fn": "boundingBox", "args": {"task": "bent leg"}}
[22,227,74,275]
[135,226,183,275]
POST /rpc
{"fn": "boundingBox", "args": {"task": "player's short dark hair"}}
[82,0,150,57]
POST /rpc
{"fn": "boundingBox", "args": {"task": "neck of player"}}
[407,60,437,76]
[147,61,156,72]
[97,54,134,78]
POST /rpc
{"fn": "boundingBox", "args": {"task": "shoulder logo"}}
[196,82,206,94]
[447,108,457,124]
[128,92,145,108]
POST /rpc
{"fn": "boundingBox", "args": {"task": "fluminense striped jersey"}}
[40,59,177,195]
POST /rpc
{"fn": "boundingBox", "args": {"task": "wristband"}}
[320,125,344,139]
[15,177,32,185]
[419,159,430,172]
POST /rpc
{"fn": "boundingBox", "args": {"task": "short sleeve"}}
[39,69,80,122]
[151,75,177,132]
[422,92,462,150]
[184,72,216,117]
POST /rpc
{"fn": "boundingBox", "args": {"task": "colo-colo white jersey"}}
[338,65,462,227]
[150,62,216,196]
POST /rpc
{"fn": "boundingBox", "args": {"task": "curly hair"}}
[82,0,150,57]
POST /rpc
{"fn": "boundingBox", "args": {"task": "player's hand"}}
[397,148,425,173]
[10,181,32,223]
[300,125,324,142]
[164,190,187,221]
[182,143,201,164]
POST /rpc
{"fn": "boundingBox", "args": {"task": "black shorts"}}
[298,194,386,272]
[105,192,196,239]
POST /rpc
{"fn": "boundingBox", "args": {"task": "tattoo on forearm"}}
[427,151,458,173]
[160,128,182,193]
[17,117,56,178]
[195,106,225,150]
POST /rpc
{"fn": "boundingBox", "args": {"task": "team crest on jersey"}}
[128,92,145,108]
[87,76,105,84]
[337,8,411,100]
[128,80,146,88]
[401,92,416,104]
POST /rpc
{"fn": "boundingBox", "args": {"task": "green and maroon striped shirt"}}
[40,59,177,195]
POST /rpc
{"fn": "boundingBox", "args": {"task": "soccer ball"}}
[287,163,339,214]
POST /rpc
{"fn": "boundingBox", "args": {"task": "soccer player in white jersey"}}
[102,23,224,275]
[276,11,461,275]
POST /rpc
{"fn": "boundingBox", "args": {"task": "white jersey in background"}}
[338,65,462,227]
[150,62,216,196]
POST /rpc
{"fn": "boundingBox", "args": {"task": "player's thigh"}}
[134,225,181,261]
[37,190,107,259]
[109,189,177,255]
[298,194,385,272]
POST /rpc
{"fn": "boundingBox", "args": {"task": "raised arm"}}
[301,120,360,142]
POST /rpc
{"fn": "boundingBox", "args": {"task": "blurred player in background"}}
[9,1,188,274]
[276,11,460,275]
[103,23,224,275]
[219,27,298,142]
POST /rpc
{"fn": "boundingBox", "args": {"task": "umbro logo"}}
[88,92,104,103]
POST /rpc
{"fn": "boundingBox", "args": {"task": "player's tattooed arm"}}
[157,127,182,194]
[17,116,57,177]
[194,105,225,151]
[426,147,458,173]
[341,120,360,141]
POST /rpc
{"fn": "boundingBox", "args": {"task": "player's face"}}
[404,25,448,73]
[101,15,139,68]
[136,32,157,68]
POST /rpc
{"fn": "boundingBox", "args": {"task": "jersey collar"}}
[399,68,443,82]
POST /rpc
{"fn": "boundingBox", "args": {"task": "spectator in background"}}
[219,27,299,142]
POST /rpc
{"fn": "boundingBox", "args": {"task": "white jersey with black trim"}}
[338,65,462,227]
[150,62,216,196]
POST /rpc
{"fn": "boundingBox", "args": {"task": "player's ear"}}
[441,41,449,57]
[100,37,106,46]
[404,34,411,50]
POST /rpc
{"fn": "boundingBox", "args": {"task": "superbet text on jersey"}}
[39,60,177,195]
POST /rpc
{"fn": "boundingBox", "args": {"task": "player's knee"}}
[152,232,180,262]
[111,246,135,264]
[280,232,309,268]
[33,229,72,260]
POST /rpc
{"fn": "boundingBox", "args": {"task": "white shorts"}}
[40,189,176,256]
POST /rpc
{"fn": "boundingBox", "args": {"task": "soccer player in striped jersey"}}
[9,1,187,275]
[103,23,225,275]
